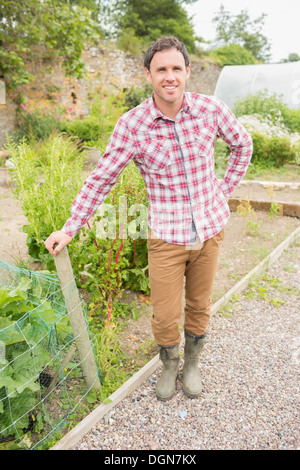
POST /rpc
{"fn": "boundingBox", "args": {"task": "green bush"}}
[214,127,299,173]
[234,90,300,133]
[59,87,128,151]
[251,132,298,168]
[234,90,286,123]
[59,116,100,145]
[210,43,256,66]
[281,107,300,133]
[116,28,146,55]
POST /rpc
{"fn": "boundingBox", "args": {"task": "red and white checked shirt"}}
[62,92,253,245]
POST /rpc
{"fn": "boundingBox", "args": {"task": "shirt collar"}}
[181,92,192,114]
[148,92,193,122]
[148,94,164,122]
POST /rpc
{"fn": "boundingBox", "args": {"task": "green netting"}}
[0,259,101,450]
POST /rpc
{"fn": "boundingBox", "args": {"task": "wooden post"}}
[54,246,101,390]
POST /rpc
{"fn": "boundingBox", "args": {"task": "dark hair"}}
[144,36,190,70]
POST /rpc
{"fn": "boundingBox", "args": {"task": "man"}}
[45,36,253,401]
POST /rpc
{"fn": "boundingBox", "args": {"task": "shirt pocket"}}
[193,126,216,156]
[139,138,172,173]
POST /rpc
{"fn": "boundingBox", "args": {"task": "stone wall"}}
[0,45,221,148]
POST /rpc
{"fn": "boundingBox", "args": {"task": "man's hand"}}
[44,231,72,256]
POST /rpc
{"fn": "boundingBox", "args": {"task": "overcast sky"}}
[185,0,300,63]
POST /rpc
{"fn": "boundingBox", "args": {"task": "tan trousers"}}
[148,229,224,347]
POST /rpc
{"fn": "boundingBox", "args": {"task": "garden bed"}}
[116,208,300,359]
[51,224,300,450]
[0,179,299,449]
[1,181,299,364]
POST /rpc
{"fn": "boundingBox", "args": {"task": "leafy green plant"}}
[212,4,271,62]
[0,0,99,89]
[94,322,130,394]
[7,130,150,329]
[87,86,128,148]
[237,198,257,219]
[12,93,76,144]
[6,134,85,270]
[217,293,241,317]
[269,202,280,218]
[281,107,300,134]
[73,162,149,324]
[0,278,71,443]
[246,220,259,237]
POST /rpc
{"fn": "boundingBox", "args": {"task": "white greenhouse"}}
[214,61,300,110]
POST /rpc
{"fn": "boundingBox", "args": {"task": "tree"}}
[281,53,300,63]
[113,0,199,53]
[212,4,271,62]
[212,43,256,67]
[0,0,100,88]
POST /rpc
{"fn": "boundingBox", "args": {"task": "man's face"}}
[145,47,190,113]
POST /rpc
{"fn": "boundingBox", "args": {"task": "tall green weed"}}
[72,162,149,324]
[6,134,85,269]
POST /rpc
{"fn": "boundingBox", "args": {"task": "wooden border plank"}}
[228,198,300,218]
[238,180,300,189]
[211,225,300,315]
[51,225,300,450]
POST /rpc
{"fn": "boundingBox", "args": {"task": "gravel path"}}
[72,242,300,451]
